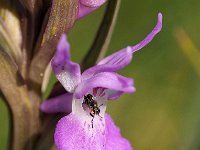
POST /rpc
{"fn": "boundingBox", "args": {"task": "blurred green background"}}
[1,0,200,150]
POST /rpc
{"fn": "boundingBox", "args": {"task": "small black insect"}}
[83,94,103,128]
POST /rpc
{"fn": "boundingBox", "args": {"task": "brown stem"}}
[0,49,32,150]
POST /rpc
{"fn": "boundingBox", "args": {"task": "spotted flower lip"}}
[41,13,163,150]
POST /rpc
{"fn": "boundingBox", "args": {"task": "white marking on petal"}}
[72,89,107,142]
[56,71,77,92]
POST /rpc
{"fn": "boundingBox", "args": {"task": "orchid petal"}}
[75,72,135,99]
[105,114,133,150]
[81,13,162,80]
[106,90,124,100]
[98,13,162,64]
[81,47,132,80]
[80,0,106,7]
[77,2,96,19]
[130,12,162,53]
[51,35,81,93]
[54,113,132,150]
[78,0,106,19]
[55,113,106,150]
[40,93,73,113]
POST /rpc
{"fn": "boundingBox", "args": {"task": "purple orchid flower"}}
[78,0,107,19]
[41,13,162,150]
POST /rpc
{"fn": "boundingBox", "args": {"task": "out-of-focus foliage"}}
[1,0,200,150]
[0,98,9,150]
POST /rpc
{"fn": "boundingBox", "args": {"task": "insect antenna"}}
[99,104,103,107]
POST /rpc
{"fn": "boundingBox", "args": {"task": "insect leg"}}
[98,114,103,118]
[90,112,94,128]
[91,118,94,128]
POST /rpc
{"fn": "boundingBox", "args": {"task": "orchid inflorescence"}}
[41,13,162,150]
[0,0,162,150]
